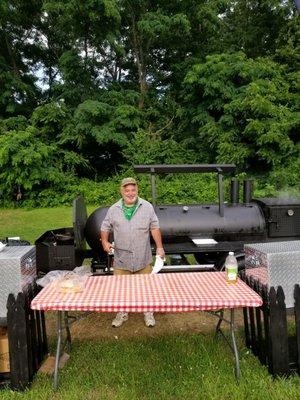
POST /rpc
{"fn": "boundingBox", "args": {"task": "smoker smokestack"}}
[243,180,253,205]
[230,179,240,205]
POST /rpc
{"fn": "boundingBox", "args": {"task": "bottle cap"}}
[229,251,234,255]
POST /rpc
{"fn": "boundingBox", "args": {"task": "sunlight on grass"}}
[0,206,97,244]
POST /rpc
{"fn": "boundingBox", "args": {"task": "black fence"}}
[241,271,300,376]
[0,284,48,390]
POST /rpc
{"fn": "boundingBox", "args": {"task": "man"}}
[100,177,165,328]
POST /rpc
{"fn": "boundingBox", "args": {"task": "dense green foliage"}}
[0,0,299,206]
[182,53,299,170]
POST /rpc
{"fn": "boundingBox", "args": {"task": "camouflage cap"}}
[120,177,137,187]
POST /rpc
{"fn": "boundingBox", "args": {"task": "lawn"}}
[0,207,300,399]
[1,328,300,400]
[0,205,97,244]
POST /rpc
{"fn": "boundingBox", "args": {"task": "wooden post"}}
[7,293,30,390]
[261,285,269,365]
[249,293,257,355]
[241,272,252,349]
[254,281,263,362]
[27,285,38,375]
[5,285,48,391]
[29,284,48,368]
[294,284,300,375]
[269,286,289,376]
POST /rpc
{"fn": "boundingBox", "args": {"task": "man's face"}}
[121,184,138,205]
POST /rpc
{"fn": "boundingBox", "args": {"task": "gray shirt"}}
[101,197,160,271]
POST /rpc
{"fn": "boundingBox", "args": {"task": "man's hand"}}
[156,247,165,260]
[102,240,114,254]
[151,228,165,259]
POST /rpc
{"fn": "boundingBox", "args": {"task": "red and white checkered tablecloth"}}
[31,272,263,313]
[245,267,268,287]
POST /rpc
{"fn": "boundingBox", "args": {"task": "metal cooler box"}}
[245,240,300,308]
[0,246,36,320]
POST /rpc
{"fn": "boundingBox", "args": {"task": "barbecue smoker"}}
[36,164,300,273]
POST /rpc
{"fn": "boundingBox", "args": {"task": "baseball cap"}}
[121,177,137,187]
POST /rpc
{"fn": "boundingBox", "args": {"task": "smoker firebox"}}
[255,198,300,238]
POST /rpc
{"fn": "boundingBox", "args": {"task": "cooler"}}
[0,246,36,320]
[244,240,300,308]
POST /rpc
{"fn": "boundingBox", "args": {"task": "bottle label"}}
[226,267,237,281]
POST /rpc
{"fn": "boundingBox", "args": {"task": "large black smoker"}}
[35,164,300,273]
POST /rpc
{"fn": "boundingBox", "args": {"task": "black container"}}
[35,228,77,273]
[255,198,300,238]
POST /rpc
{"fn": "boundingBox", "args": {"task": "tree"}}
[118,0,227,107]
[59,89,143,177]
[0,0,42,116]
[221,0,295,58]
[274,13,300,72]
[0,0,299,205]
[0,126,62,200]
[40,0,121,102]
[181,52,299,171]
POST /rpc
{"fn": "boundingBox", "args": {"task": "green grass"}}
[1,207,300,399]
[0,206,96,244]
[1,332,300,400]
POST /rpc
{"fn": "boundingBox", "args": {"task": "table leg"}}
[53,311,63,390]
[52,311,90,390]
[210,309,241,381]
[64,311,72,353]
[215,309,224,334]
[230,309,240,380]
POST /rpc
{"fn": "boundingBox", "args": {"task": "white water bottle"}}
[225,251,238,284]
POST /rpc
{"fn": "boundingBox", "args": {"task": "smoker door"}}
[268,206,300,237]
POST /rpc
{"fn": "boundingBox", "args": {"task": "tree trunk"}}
[131,16,147,108]
[4,31,20,77]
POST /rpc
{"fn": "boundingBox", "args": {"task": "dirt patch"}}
[45,310,245,342]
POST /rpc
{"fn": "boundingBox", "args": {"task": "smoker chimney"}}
[243,180,253,205]
[230,179,240,205]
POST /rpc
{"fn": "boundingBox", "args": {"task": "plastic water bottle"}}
[225,251,238,284]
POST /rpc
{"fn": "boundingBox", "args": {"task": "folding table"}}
[31,271,263,390]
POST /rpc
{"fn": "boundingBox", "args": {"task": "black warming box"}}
[255,198,300,238]
[35,228,76,272]
[35,196,88,273]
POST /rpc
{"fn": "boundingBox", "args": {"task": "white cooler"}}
[245,240,300,308]
[0,246,36,319]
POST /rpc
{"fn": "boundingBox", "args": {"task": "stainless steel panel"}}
[0,246,36,318]
[245,240,300,308]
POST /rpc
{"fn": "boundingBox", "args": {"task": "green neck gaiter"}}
[122,199,138,220]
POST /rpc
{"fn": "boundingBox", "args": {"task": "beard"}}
[123,195,137,205]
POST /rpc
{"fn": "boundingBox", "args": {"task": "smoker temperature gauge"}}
[182,206,189,213]
[287,209,294,216]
